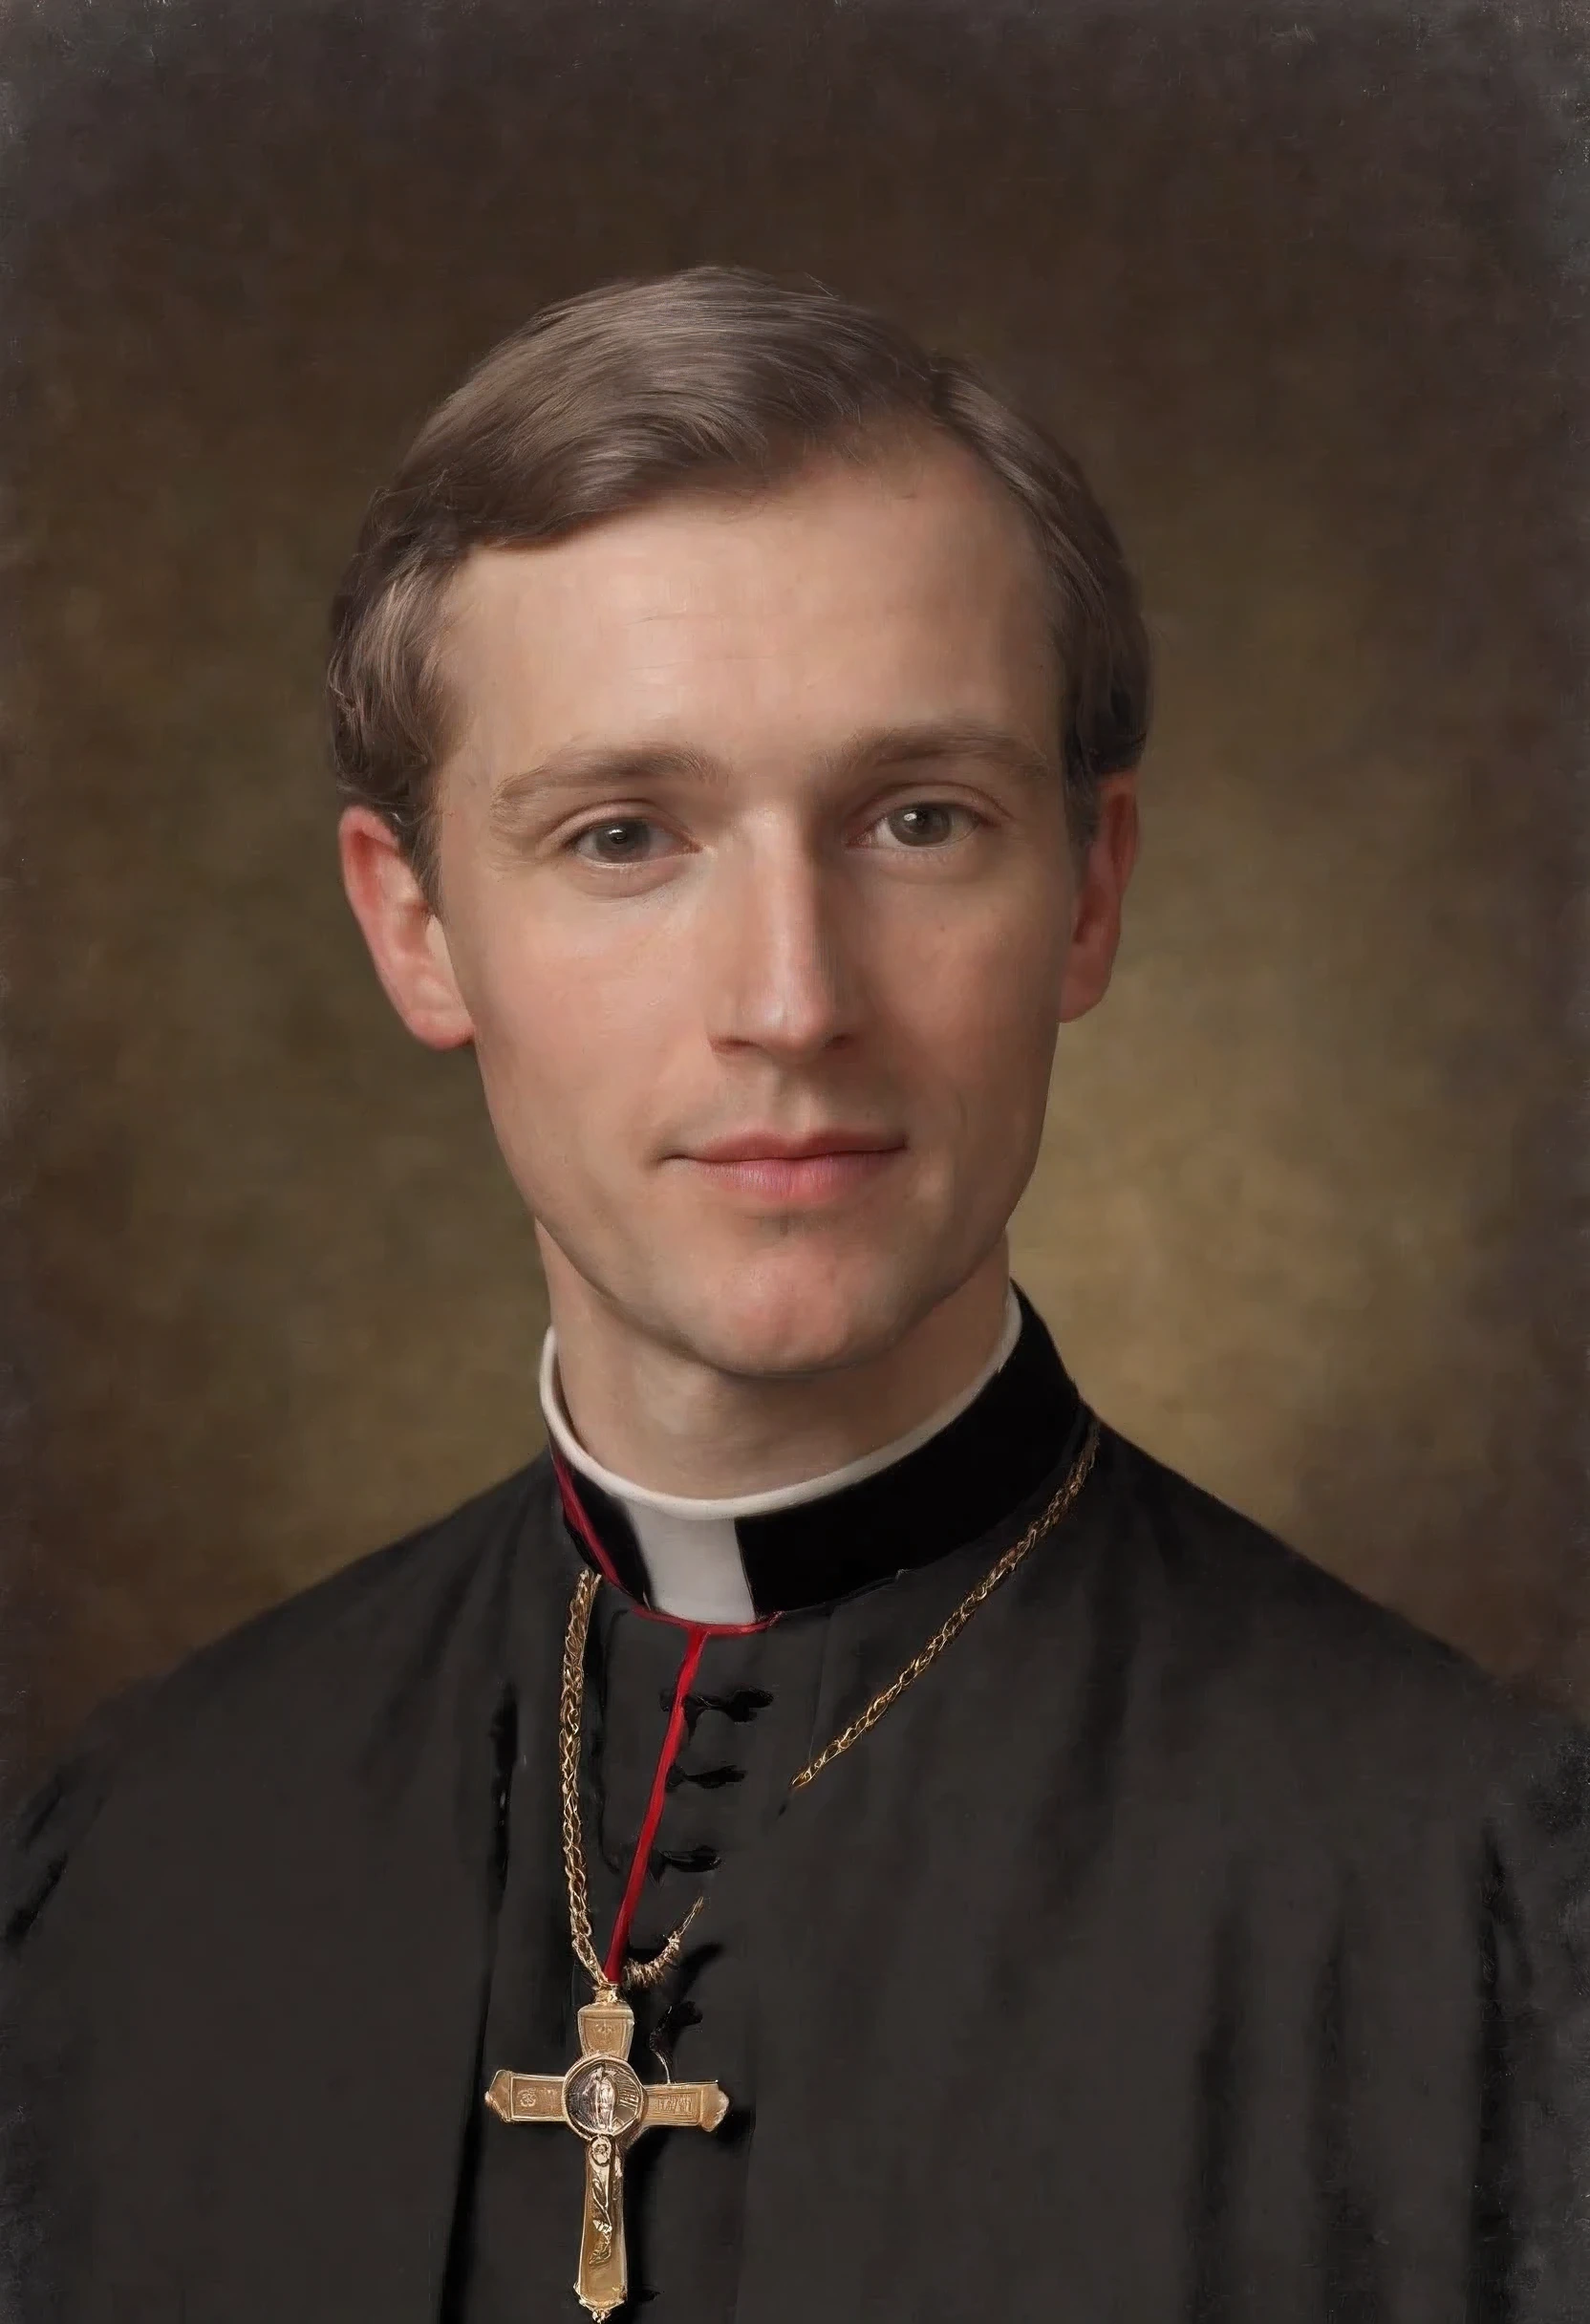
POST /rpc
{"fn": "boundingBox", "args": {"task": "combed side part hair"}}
[327,267,1150,898]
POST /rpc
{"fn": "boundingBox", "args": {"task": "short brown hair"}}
[327,267,1150,898]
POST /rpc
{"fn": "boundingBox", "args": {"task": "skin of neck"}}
[542,1236,1015,1500]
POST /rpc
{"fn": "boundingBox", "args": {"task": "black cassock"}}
[6,1290,1590,2321]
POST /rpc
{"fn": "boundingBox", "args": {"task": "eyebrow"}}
[823,721,1056,788]
[488,720,1057,824]
[489,743,720,825]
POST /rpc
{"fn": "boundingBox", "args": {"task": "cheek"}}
[460,923,664,1138]
[884,902,1065,1085]
[444,921,565,1110]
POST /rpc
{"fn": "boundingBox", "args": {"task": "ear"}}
[1058,771,1140,1024]
[337,807,476,1049]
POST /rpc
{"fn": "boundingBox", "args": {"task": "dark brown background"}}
[4,0,1586,1782]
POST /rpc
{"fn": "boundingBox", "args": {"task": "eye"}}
[568,816,674,866]
[868,801,981,850]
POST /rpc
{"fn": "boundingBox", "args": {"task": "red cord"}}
[552,1450,773,1635]
[603,1625,709,1984]
[553,1454,628,1593]
[550,1449,776,1981]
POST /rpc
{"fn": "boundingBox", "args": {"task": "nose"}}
[699,821,860,1065]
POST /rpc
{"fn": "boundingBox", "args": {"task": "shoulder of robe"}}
[1092,1426,1584,1803]
[1476,1706,1590,2313]
[0,1452,556,1954]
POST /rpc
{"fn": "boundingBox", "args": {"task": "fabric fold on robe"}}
[5,1305,1590,2321]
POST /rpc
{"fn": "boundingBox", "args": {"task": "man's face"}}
[350,438,1134,1380]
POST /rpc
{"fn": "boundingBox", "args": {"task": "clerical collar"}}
[540,1282,1084,1624]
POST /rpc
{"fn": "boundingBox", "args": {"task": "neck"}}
[539,1247,1013,1500]
[545,1283,1023,1520]
[544,1280,1085,1624]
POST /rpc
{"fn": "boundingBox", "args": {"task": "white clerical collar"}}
[539,1286,1023,1623]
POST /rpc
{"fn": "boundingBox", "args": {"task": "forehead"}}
[440,440,1057,774]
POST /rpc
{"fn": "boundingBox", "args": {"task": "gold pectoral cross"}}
[485,1990,730,2320]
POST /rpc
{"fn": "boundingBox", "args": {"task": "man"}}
[4,267,1587,2322]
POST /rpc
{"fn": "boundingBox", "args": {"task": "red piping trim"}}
[603,1625,709,1984]
[550,1450,774,1638]
[553,1453,627,1593]
[550,1450,777,1979]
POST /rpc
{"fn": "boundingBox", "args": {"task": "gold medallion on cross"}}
[485,1988,729,2319]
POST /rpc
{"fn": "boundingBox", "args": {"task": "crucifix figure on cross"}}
[485,1988,730,2319]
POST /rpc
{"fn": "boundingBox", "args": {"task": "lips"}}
[686,1130,905,1165]
[675,1135,906,1208]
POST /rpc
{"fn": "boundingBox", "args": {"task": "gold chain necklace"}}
[483,1410,1101,2319]
[562,1407,1101,1992]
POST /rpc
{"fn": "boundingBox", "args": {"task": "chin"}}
[669,1248,935,1382]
